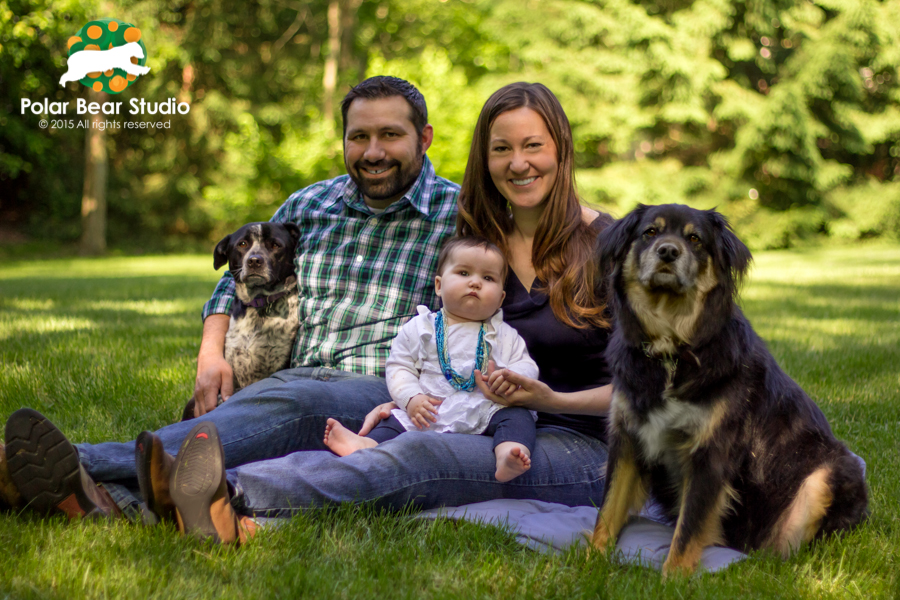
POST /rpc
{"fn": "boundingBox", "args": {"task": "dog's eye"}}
[689,234,701,243]
[238,240,249,248]
[643,227,657,238]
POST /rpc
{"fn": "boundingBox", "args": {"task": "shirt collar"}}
[341,155,437,217]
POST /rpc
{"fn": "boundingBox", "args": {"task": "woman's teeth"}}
[511,177,536,185]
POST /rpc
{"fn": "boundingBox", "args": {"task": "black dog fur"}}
[590,203,867,575]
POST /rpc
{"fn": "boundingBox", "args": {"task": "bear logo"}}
[62,19,149,94]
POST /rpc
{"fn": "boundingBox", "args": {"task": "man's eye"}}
[644,228,657,237]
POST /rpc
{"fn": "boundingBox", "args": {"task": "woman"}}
[165,82,616,539]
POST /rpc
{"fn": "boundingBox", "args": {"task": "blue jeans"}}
[76,367,389,508]
[228,425,608,517]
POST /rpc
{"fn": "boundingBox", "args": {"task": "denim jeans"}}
[76,367,389,510]
[228,425,609,518]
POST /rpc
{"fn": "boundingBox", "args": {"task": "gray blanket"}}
[418,499,747,573]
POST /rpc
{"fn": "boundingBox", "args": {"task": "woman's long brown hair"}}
[457,82,608,329]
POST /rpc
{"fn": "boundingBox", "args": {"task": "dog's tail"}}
[818,451,868,538]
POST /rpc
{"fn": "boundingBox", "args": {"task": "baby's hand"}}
[488,369,519,397]
[407,394,442,429]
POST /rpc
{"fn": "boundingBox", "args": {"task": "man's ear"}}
[213,235,231,270]
[420,124,434,154]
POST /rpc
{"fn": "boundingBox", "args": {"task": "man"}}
[0,76,459,522]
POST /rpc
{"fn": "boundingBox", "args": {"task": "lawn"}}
[0,245,898,599]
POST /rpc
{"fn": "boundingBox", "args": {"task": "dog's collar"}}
[246,291,288,308]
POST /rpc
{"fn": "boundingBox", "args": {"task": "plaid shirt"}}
[202,156,459,377]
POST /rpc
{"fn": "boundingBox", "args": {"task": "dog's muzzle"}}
[639,239,695,293]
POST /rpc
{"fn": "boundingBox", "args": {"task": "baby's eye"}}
[484,276,494,282]
[458,270,468,276]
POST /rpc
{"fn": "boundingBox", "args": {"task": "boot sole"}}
[169,421,224,541]
[136,430,163,523]
[5,408,100,518]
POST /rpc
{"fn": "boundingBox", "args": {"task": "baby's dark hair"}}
[436,235,508,281]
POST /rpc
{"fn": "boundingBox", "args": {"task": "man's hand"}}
[407,394,443,430]
[193,355,234,417]
[358,402,397,436]
[193,313,232,417]
[475,360,555,409]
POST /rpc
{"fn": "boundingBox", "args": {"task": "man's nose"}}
[363,139,386,162]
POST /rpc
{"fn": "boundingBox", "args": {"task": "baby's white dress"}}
[386,306,539,434]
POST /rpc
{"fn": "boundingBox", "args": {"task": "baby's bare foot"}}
[323,418,378,457]
[494,442,531,482]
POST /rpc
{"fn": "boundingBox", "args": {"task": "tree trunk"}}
[322,0,341,131]
[79,90,108,256]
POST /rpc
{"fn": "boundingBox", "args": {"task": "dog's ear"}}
[283,223,301,246]
[213,234,232,270]
[596,204,648,275]
[708,210,752,289]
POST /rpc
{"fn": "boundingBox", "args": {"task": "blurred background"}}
[2,0,899,255]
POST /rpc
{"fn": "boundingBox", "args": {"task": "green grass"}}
[1,246,899,599]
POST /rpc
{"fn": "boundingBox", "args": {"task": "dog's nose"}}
[246,256,264,269]
[657,243,681,263]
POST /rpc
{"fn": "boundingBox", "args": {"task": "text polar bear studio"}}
[59,42,150,87]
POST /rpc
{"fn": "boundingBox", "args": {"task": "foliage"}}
[2,0,900,251]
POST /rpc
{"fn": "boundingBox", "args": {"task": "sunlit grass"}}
[1,247,898,599]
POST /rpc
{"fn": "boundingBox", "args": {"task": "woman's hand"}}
[357,402,397,436]
[475,360,556,410]
[407,394,443,429]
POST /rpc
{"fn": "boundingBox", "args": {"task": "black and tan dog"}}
[591,204,867,576]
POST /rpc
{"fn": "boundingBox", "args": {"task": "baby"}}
[324,236,539,482]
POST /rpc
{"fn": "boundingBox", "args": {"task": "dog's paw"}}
[662,553,698,579]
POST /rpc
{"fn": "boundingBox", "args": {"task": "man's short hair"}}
[435,235,508,281]
[340,76,428,137]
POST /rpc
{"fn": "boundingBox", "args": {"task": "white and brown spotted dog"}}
[183,222,300,420]
[591,204,867,576]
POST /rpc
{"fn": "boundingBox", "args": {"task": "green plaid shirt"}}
[202,156,459,377]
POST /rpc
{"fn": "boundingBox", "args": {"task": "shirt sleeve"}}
[385,317,427,410]
[499,325,540,380]
[201,270,236,320]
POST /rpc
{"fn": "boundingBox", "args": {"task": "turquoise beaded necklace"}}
[434,309,491,392]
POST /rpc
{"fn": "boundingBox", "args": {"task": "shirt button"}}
[356,255,363,262]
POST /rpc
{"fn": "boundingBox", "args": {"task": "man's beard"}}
[347,148,424,203]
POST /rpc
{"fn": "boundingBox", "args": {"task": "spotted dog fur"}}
[591,204,867,577]
[214,222,301,390]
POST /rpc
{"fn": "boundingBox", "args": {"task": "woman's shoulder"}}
[580,206,614,231]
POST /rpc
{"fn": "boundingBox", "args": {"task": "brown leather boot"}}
[0,442,24,510]
[135,431,176,523]
[5,408,122,519]
[169,421,240,543]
